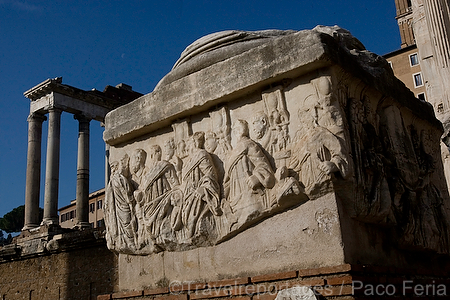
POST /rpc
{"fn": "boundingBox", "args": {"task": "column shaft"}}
[42,108,62,225]
[105,143,110,190]
[75,115,91,227]
[23,113,46,230]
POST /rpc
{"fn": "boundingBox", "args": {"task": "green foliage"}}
[0,205,24,233]
[0,230,12,246]
[0,205,43,233]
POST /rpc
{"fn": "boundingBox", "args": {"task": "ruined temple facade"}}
[101,26,450,291]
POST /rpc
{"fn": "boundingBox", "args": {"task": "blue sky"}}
[0,0,400,220]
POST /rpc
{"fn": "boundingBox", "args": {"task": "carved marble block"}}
[103,26,450,289]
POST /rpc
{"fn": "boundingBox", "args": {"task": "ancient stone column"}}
[42,108,62,226]
[23,113,46,230]
[75,115,91,228]
[105,143,110,189]
[423,0,450,69]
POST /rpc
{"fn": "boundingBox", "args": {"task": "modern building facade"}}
[390,0,450,115]
[384,44,427,101]
[58,188,105,229]
[389,0,450,192]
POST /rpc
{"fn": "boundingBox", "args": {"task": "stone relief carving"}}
[105,84,315,253]
[379,106,449,253]
[176,132,222,244]
[347,95,450,254]
[209,107,232,159]
[104,155,140,254]
[163,138,183,181]
[172,120,190,163]
[105,71,449,255]
[222,119,276,230]
[261,85,291,163]
[137,145,179,248]
[289,75,351,199]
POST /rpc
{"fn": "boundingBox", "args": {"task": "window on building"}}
[410,53,419,66]
[97,219,105,228]
[413,72,423,87]
[69,210,75,219]
[97,200,103,210]
[417,93,426,101]
[438,103,444,113]
[89,202,95,213]
[61,214,65,222]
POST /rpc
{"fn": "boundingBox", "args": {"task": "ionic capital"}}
[27,112,47,123]
[74,114,92,123]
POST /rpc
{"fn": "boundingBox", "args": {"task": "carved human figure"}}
[104,154,137,253]
[128,148,150,248]
[177,140,189,163]
[135,145,179,243]
[209,107,232,158]
[402,129,449,253]
[251,111,272,151]
[204,131,225,184]
[289,76,350,198]
[262,87,290,153]
[205,131,219,153]
[223,120,275,230]
[130,149,150,190]
[164,138,183,181]
[178,132,221,241]
[379,108,449,253]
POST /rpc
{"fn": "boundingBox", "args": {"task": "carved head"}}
[119,154,130,177]
[233,119,249,139]
[131,148,147,173]
[177,140,187,158]
[251,111,268,140]
[164,138,176,160]
[110,161,119,174]
[192,131,206,150]
[149,145,162,162]
[205,131,218,153]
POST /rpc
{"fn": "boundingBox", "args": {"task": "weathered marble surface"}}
[275,287,318,300]
[103,25,450,263]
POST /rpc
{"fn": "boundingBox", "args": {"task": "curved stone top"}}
[104,26,440,145]
[155,26,366,91]
[155,29,296,90]
[172,29,296,69]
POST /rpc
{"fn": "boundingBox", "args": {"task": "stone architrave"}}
[102,26,450,290]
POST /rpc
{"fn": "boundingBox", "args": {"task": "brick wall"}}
[0,242,117,300]
[97,264,450,300]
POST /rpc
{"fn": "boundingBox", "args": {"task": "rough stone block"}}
[101,26,450,293]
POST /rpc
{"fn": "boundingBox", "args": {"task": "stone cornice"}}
[24,77,123,110]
